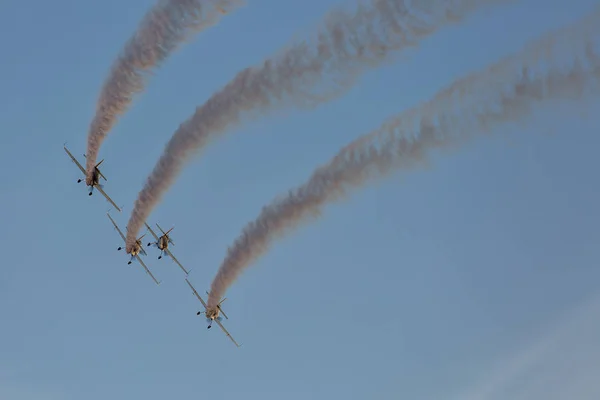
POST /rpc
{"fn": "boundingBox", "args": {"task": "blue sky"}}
[1,0,600,399]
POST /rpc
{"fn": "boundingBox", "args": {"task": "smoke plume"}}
[124,0,510,251]
[206,9,600,307]
[85,0,242,182]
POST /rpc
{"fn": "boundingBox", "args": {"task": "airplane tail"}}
[166,227,175,245]
[157,223,175,245]
[96,160,107,181]
[207,291,229,319]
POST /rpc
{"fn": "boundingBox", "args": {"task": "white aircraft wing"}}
[165,248,189,275]
[136,255,161,285]
[96,185,121,212]
[215,318,240,347]
[107,213,127,242]
[217,305,229,320]
[145,223,160,242]
[185,278,207,309]
[64,146,86,176]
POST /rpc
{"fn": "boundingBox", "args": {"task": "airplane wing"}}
[185,278,207,309]
[64,146,86,176]
[145,223,160,242]
[166,249,189,275]
[96,185,121,212]
[107,213,127,243]
[215,318,240,347]
[136,255,161,285]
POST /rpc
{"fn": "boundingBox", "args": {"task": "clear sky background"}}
[1,0,599,399]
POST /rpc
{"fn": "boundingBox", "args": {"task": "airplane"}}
[185,278,240,347]
[106,212,161,286]
[63,145,121,212]
[144,222,190,275]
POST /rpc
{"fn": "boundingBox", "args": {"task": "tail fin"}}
[96,160,107,181]
[217,298,229,320]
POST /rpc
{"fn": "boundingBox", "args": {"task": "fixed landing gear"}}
[195,311,212,329]
[117,247,122,251]
[158,254,162,260]
[128,260,132,265]
[77,179,82,183]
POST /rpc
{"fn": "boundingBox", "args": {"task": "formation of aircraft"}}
[64,145,241,347]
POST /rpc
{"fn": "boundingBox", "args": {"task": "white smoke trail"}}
[206,8,600,307]
[124,0,511,250]
[84,0,243,182]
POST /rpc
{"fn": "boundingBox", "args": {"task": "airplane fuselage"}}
[131,240,143,256]
[205,307,220,320]
[158,235,169,250]
[85,169,100,187]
